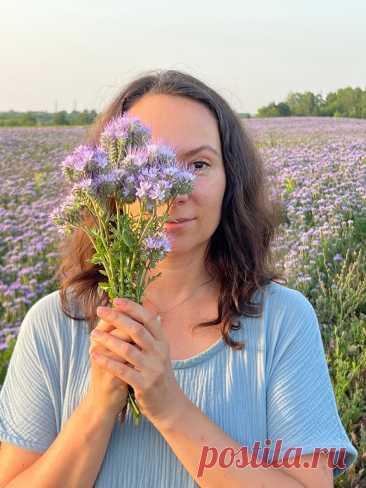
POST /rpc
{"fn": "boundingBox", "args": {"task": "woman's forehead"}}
[127,94,221,157]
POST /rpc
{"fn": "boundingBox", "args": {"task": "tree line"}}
[0,110,98,127]
[1,87,365,125]
[256,86,366,118]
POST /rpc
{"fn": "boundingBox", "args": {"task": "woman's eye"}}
[192,160,209,171]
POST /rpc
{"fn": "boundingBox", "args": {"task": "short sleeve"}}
[265,287,358,479]
[0,297,58,452]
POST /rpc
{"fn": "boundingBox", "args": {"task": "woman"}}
[0,70,357,487]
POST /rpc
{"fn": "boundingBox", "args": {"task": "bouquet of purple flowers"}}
[51,114,197,425]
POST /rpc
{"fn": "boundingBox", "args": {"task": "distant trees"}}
[52,111,69,125]
[19,112,38,126]
[0,111,38,126]
[0,109,98,127]
[257,86,366,118]
[67,110,98,125]
[2,87,366,125]
[257,102,291,117]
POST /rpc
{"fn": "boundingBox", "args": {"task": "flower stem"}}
[116,202,125,297]
[88,195,116,292]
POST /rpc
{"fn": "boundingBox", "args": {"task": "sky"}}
[1,0,365,115]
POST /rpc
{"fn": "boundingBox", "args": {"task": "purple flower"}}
[100,114,152,148]
[62,145,95,172]
[50,192,82,230]
[145,143,177,166]
[136,181,152,199]
[120,174,139,202]
[148,183,167,201]
[9,281,21,290]
[93,146,109,169]
[71,177,93,194]
[101,115,130,140]
[61,145,109,182]
[164,166,196,198]
[163,165,181,177]
[143,234,172,258]
[122,147,149,170]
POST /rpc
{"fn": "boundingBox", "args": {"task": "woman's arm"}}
[91,298,334,487]
[4,393,117,488]
[151,392,333,488]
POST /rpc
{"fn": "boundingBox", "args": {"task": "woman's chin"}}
[165,239,195,255]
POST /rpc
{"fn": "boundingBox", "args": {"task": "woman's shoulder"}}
[240,280,319,345]
[255,280,316,318]
[26,288,62,314]
[26,288,87,322]
[23,289,68,330]
[257,280,320,347]
[19,289,88,347]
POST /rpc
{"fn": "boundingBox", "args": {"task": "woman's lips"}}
[165,218,196,230]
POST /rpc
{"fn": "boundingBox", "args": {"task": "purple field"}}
[0,117,365,347]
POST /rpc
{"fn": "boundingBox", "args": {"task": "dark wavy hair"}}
[55,68,286,362]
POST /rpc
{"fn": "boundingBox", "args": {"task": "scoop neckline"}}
[168,286,268,370]
[170,314,245,369]
[170,334,226,369]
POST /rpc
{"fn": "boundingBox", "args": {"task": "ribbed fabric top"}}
[0,281,358,485]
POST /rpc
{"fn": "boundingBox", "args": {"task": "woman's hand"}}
[89,297,187,427]
[87,302,132,417]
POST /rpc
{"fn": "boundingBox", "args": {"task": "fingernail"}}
[113,298,125,304]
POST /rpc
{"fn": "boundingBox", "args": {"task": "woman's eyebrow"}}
[180,145,220,158]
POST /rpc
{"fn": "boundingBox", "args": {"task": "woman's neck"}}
[141,252,216,312]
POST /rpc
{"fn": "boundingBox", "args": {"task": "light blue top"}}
[0,281,358,485]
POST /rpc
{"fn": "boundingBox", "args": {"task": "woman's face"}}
[126,93,226,255]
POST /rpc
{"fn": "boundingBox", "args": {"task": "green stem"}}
[129,199,145,280]
[128,391,140,415]
[138,210,156,245]
[137,259,151,299]
[66,223,113,288]
[67,223,96,249]
[88,196,110,249]
[137,199,144,231]
[116,202,125,297]
[88,195,116,292]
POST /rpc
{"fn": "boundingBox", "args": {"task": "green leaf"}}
[89,255,104,266]
[88,228,101,239]
[121,229,135,249]
[0,337,17,386]
[98,282,110,292]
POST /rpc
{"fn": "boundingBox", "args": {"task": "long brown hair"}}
[55,69,286,352]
